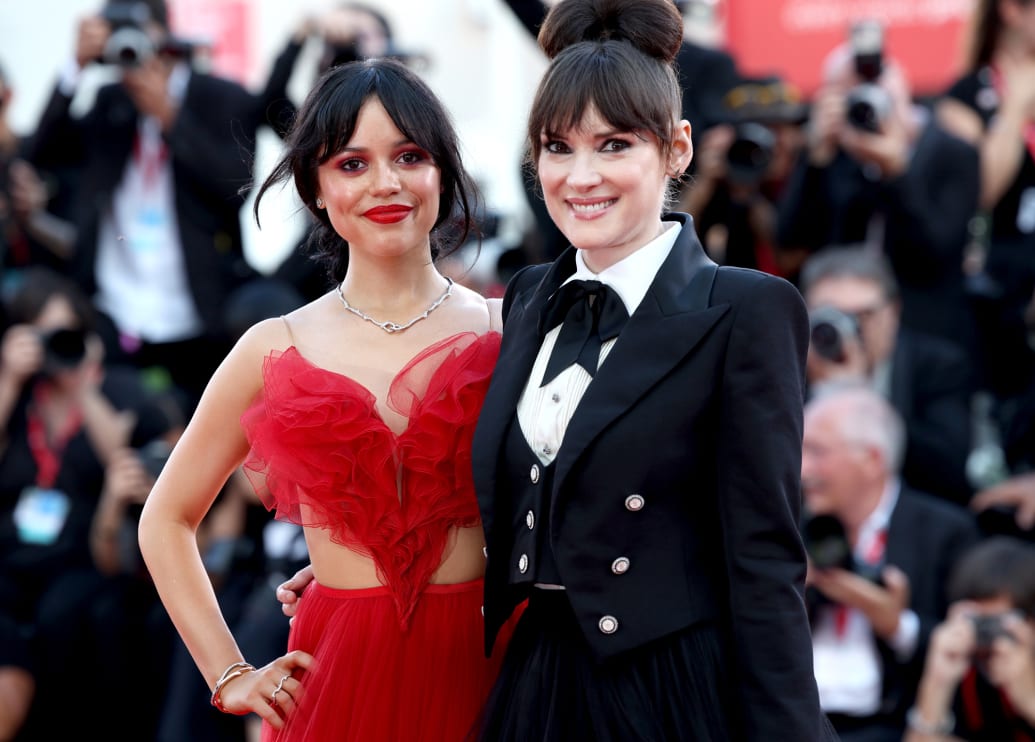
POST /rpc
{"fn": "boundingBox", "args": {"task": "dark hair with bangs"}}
[254,58,479,284]
[527,0,684,166]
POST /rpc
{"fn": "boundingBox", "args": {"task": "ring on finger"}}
[270,673,290,705]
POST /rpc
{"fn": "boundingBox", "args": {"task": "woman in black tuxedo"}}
[469,1,836,739]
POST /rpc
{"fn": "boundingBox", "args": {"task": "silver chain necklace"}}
[335,277,454,334]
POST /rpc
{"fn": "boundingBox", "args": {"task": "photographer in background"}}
[800,247,976,506]
[0,267,138,739]
[776,21,980,355]
[0,61,76,290]
[259,2,429,303]
[26,0,282,413]
[678,75,808,276]
[905,536,1035,741]
[802,384,981,741]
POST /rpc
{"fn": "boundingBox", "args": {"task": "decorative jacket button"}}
[482,546,488,558]
[518,554,529,573]
[526,510,535,530]
[530,465,540,484]
[611,557,630,575]
[598,615,619,634]
[625,494,645,511]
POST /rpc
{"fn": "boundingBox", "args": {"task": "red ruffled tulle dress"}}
[240,331,508,742]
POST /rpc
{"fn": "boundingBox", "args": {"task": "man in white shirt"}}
[29,0,279,410]
[802,384,980,741]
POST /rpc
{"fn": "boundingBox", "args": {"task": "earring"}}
[316,198,324,208]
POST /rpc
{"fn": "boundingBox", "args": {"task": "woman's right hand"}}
[277,564,316,619]
[215,651,314,730]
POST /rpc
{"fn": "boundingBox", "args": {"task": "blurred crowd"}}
[0,0,1034,740]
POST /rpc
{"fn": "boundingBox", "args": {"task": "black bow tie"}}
[538,279,629,386]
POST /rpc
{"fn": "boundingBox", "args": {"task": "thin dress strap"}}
[279,315,297,346]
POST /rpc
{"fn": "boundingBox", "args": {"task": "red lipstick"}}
[363,205,413,224]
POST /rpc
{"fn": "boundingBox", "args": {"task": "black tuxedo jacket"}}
[28,69,269,335]
[473,214,832,740]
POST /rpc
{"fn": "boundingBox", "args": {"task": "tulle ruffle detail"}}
[241,331,501,627]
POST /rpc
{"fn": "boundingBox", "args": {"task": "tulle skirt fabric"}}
[262,578,503,742]
[473,589,734,742]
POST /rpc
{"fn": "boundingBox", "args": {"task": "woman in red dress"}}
[139,58,508,741]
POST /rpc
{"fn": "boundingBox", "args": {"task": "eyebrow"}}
[340,138,415,153]
[542,128,626,140]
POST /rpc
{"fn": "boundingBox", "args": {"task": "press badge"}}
[12,487,71,545]
[1016,187,1035,234]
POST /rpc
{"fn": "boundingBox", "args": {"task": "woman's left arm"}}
[715,272,827,740]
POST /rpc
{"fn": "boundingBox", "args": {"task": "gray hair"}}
[808,381,906,474]
[798,245,900,302]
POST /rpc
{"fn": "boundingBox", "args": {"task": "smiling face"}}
[537,105,690,272]
[315,96,441,263]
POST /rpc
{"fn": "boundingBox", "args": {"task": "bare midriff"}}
[305,523,488,589]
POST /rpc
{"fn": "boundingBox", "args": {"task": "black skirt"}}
[473,589,734,742]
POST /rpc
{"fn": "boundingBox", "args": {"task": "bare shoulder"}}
[448,282,502,335]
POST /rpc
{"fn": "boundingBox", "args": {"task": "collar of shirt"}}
[855,477,900,563]
[136,62,190,154]
[565,220,681,317]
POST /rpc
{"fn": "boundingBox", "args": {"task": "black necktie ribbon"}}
[538,279,629,386]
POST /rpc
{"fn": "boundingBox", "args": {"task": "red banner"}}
[719,0,974,98]
[168,0,254,85]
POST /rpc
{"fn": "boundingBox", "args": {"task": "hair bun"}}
[538,0,683,64]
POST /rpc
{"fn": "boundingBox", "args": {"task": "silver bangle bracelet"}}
[906,706,955,736]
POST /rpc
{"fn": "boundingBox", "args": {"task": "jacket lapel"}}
[553,215,729,491]
[472,250,576,525]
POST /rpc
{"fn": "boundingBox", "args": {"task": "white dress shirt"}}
[515,221,681,465]
[812,478,921,716]
[93,62,204,344]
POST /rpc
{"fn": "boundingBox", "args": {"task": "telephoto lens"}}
[808,306,861,363]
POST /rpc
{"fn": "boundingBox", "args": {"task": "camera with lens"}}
[808,306,861,363]
[725,122,776,184]
[802,511,883,583]
[101,2,157,67]
[38,327,88,376]
[844,20,892,133]
[137,438,172,479]
[971,612,1022,650]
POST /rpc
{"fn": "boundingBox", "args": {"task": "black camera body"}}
[38,327,87,376]
[803,512,884,583]
[101,2,157,67]
[845,84,893,134]
[726,122,776,183]
[808,306,861,363]
[845,20,892,133]
[137,438,172,479]
[972,613,1015,650]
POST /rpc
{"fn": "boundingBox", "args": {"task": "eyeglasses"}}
[846,299,890,325]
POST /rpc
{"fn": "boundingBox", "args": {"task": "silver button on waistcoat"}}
[598,615,619,634]
[624,494,645,511]
[526,510,535,530]
[518,553,529,573]
[611,557,630,575]
[530,465,540,484]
